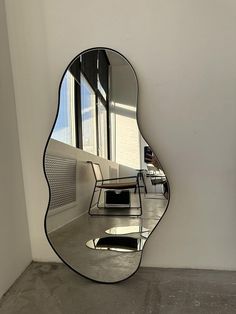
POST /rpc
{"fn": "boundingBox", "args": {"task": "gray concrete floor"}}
[1,262,236,314]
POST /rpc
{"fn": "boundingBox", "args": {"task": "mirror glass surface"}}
[86,236,146,252]
[105,226,150,235]
[44,48,169,283]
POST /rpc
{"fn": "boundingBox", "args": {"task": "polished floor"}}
[47,193,168,282]
[1,262,236,314]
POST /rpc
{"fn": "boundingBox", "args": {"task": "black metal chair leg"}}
[137,180,142,216]
[97,189,102,209]
[88,184,97,215]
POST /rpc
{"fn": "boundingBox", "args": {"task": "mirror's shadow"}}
[44,48,169,283]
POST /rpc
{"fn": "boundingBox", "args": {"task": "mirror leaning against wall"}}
[44,48,169,283]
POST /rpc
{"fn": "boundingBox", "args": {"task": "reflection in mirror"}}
[44,48,169,283]
[105,226,150,235]
[86,237,146,252]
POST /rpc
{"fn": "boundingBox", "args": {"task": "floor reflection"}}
[86,236,146,252]
[47,194,168,282]
[105,225,150,235]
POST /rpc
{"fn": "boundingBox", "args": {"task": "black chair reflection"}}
[134,169,147,194]
[87,161,142,216]
[145,165,168,198]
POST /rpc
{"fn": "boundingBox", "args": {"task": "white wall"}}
[0,0,31,298]
[5,0,236,270]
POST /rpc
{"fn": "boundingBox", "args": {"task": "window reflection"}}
[97,99,108,159]
[112,102,140,169]
[80,74,97,155]
[51,49,141,169]
[51,72,76,146]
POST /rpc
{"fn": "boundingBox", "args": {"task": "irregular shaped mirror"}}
[44,48,169,283]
